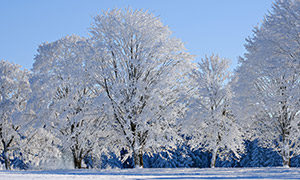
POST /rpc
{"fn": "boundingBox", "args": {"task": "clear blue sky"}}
[0,0,274,71]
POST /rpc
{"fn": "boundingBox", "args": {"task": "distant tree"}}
[0,60,30,170]
[28,35,110,169]
[233,0,300,167]
[186,55,244,168]
[88,8,194,168]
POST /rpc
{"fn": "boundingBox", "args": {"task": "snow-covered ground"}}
[1,167,300,180]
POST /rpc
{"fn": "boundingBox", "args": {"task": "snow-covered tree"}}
[0,60,31,169]
[233,0,300,167]
[88,8,194,168]
[186,55,244,168]
[29,35,110,169]
[21,127,62,169]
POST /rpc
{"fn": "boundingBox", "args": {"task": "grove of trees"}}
[1,0,300,170]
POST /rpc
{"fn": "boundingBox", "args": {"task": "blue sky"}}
[0,0,274,71]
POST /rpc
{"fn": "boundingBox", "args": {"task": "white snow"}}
[1,168,300,180]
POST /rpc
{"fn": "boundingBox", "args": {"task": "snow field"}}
[1,167,300,180]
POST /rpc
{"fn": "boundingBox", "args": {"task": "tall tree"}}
[88,8,193,168]
[29,35,110,169]
[186,55,244,168]
[0,60,30,170]
[233,0,300,167]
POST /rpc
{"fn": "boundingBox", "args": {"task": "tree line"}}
[1,0,300,170]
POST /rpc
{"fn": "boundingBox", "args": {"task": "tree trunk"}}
[139,151,143,168]
[73,157,82,169]
[2,140,11,170]
[133,149,143,168]
[282,129,291,167]
[282,157,291,167]
[282,145,291,167]
[4,151,10,170]
[210,147,218,168]
[72,149,83,169]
